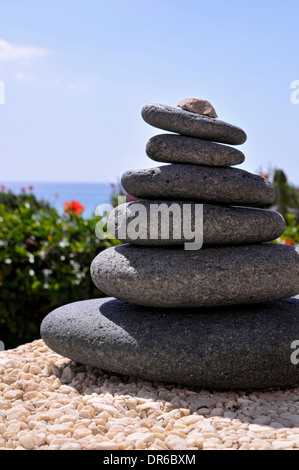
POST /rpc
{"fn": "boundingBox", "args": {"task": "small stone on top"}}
[178,97,218,118]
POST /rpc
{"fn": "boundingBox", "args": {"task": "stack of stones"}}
[41,99,299,390]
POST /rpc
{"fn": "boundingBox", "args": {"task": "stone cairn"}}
[41,98,299,390]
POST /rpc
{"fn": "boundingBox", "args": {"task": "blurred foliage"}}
[271,169,299,217]
[273,213,298,247]
[0,190,120,349]
[0,189,51,211]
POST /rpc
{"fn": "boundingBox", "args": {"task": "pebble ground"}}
[1,340,299,450]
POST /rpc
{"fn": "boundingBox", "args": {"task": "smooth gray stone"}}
[142,104,247,145]
[41,296,299,390]
[146,134,245,167]
[91,244,299,308]
[121,164,275,206]
[108,201,286,246]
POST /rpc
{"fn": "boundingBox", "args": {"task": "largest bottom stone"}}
[41,297,299,390]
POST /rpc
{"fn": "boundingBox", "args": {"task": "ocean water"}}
[1,181,113,218]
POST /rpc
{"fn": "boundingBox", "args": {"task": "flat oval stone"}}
[146,134,245,167]
[142,104,247,145]
[108,201,285,246]
[41,296,299,390]
[91,244,299,307]
[121,164,275,206]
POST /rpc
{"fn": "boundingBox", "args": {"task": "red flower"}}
[110,182,116,194]
[261,172,269,179]
[1,185,6,191]
[28,185,34,190]
[64,200,85,215]
[20,187,26,193]
[285,240,294,246]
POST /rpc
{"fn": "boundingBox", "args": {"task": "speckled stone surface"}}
[108,201,285,246]
[146,134,245,167]
[41,296,299,390]
[121,165,275,206]
[141,104,247,145]
[91,244,299,307]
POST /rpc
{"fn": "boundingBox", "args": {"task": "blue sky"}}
[0,0,299,184]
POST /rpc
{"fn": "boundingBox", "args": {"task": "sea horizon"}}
[1,181,115,218]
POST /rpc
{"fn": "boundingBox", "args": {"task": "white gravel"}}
[1,340,299,450]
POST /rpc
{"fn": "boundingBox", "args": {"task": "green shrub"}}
[0,187,51,211]
[261,169,299,217]
[273,213,298,246]
[0,192,120,349]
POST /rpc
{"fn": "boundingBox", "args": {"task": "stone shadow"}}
[51,358,299,430]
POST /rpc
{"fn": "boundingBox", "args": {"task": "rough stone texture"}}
[146,134,245,167]
[41,297,299,390]
[141,104,247,145]
[177,98,218,118]
[91,244,299,307]
[121,164,275,206]
[108,201,285,246]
